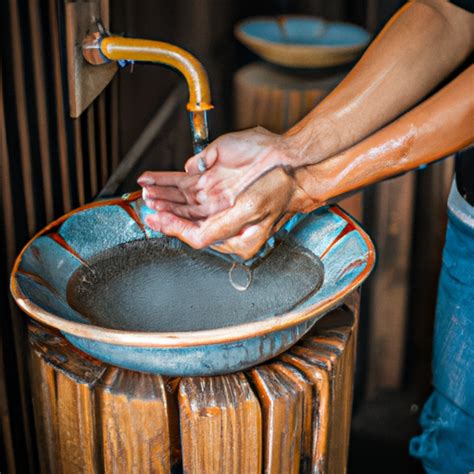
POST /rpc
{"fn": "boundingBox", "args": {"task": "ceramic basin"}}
[235,15,370,68]
[11,192,375,376]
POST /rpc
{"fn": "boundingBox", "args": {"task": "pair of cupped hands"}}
[137,127,319,260]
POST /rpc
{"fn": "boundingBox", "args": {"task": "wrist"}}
[283,114,341,167]
[288,167,326,213]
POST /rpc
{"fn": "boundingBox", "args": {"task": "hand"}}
[138,127,304,219]
[144,167,318,260]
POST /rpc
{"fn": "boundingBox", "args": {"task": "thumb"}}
[185,146,218,175]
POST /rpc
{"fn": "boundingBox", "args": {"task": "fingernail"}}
[145,216,161,232]
[142,188,149,200]
[197,157,207,173]
[197,191,208,202]
[144,199,156,209]
[197,174,207,188]
[138,176,155,185]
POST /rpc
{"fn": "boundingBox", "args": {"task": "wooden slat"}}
[409,157,454,388]
[28,0,55,223]
[73,118,86,206]
[233,63,343,135]
[179,373,262,473]
[0,63,16,268]
[269,362,314,472]
[56,371,99,472]
[0,341,15,473]
[8,0,36,234]
[279,352,330,473]
[249,365,304,474]
[97,368,175,473]
[97,94,109,188]
[109,78,120,172]
[48,0,72,212]
[87,106,99,197]
[29,345,60,474]
[366,173,416,395]
[29,323,106,474]
[300,325,356,473]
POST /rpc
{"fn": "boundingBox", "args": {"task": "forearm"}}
[291,66,474,212]
[285,0,473,165]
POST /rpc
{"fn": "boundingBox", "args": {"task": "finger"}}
[185,146,218,175]
[148,197,264,249]
[142,186,187,203]
[137,171,188,187]
[146,200,210,220]
[213,217,274,260]
[151,199,223,218]
[145,212,206,247]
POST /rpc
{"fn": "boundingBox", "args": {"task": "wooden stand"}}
[28,292,359,474]
[234,62,344,134]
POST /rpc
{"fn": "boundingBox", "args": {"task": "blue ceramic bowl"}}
[235,15,370,68]
[11,192,375,376]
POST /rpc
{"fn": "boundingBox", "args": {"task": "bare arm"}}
[145,66,474,259]
[140,0,473,216]
[290,66,474,212]
[285,0,474,165]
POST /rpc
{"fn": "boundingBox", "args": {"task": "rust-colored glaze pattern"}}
[28,295,358,474]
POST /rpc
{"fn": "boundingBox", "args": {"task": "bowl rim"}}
[234,14,370,52]
[10,191,375,348]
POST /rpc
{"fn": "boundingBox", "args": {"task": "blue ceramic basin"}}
[235,15,370,68]
[11,192,375,376]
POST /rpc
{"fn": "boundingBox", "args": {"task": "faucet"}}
[83,30,213,155]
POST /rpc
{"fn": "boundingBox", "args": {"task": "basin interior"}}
[67,237,324,332]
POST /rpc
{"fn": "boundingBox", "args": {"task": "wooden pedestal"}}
[234,62,344,135]
[28,293,359,474]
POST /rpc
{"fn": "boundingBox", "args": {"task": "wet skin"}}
[138,0,474,259]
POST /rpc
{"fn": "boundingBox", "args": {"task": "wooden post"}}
[28,293,359,473]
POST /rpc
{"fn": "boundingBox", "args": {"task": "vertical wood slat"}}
[48,0,72,212]
[29,323,106,474]
[109,77,120,172]
[409,157,454,388]
[1,2,121,471]
[179,374,262,474]
[97,94,109,187]
[97,368,175,473]
[366,173,416,395]
[28,0,55,223]
[8,0,37,235]
[29,350,59,474]
[249,365,304,474]
[269,362,314,472]
[73,119,86,206]
[87,106,99,197]
[0,66,17,456]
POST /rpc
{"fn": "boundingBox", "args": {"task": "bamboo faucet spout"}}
[83,33,213,154]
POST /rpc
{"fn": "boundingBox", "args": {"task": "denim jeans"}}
[410,181,474,473]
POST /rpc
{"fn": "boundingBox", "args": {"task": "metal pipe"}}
[83,33,212,154]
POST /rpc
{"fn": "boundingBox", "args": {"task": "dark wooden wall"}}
[0,1,120,471]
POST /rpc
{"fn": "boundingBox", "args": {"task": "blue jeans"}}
[410,182,474,473]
